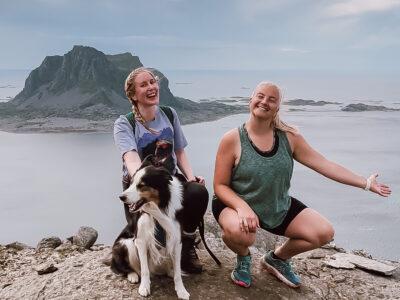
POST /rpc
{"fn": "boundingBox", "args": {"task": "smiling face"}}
[249,83,280,120]
[133,71,159,107]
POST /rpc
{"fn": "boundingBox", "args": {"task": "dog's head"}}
[154,140,175,174]
[119,157,173,213]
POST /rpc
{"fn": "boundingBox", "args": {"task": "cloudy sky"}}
[1,0,400,72]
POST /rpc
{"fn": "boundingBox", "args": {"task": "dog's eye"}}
[137,182,145,189]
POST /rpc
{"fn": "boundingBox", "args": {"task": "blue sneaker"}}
[261,251,301,288]
[231,254,252,288]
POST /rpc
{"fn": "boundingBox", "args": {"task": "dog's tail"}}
[110,257,133,275]
[198,219,221,266]
[110,245,134,275]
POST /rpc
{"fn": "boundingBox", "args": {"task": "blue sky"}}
[1,0,400,72]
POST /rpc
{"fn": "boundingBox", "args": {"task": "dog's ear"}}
[153,156,166,167]
[156,167,173,182]
[140,154,156,169]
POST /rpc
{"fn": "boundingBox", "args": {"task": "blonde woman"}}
[213,82,391,288]
[114,67,208,274]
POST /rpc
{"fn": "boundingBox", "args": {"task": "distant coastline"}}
[0,105,248,133]
[2,99,400,133]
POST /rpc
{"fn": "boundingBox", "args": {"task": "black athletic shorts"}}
[211,196,307,236]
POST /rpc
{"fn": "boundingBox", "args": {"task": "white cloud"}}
[325,0,400,17]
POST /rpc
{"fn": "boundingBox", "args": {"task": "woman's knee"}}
[319,224,335,246]
[221,223,256,247]
[310,224,335,247]
[218,208,256,247]
[288,208,335,247]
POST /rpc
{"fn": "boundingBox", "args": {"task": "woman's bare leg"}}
[274,208,334,260]
[218,207,256,256]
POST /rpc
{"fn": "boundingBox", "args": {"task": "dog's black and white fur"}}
[111,155,190,299]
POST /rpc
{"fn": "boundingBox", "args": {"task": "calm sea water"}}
[0,110,399,260]
[0,69,399,259]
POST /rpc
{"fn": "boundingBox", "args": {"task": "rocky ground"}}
[1,214,399,299]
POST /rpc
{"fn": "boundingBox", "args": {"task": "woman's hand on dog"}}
[188,175,205,185]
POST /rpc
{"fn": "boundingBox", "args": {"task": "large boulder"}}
[36,236,62,251]
[69,226,98,249]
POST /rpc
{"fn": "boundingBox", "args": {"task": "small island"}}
[284,99,342,106]
[341,103,400,112]
[0,46,247,133]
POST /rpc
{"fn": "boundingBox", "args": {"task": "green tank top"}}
[230,124,293,229]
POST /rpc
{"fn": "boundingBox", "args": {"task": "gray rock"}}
[35,262,58,275]
[2,282,12,289]
[333,275,347,283]
[352,249,372,259]
[325,253,398,275]
[324,257,356,269]
[71,226,98,249]
[5,242,32,251]
[321,242,346,253]
[308,249,327,259]
[36,237,62,251]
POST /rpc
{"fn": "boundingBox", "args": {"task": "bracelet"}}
[364,175,374,191]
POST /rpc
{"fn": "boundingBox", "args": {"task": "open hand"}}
[369,173,392,197]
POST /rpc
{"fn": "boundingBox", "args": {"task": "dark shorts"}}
[211,196,307,236]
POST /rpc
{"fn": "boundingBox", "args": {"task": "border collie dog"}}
[111,155,190,299]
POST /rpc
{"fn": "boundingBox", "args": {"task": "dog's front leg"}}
[135,215,151,297]
[172,240,190,300]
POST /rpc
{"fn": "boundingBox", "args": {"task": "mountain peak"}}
[11,46,185,115]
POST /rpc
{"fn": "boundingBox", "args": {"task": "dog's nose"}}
[119,194,127,202]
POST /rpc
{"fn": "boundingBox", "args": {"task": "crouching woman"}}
[212,81,391,288]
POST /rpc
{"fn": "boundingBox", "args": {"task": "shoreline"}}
[0,111,249,134]
[1,100,399,134]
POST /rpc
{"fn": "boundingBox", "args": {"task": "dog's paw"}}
[138,282,151,297]
[176,288,190,300]
[127,272,139,283]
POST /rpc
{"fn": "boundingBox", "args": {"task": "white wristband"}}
[364,175,373,191]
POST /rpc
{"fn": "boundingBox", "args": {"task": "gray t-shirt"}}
[113,106,188,177]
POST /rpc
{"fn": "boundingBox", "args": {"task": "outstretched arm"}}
[289,133,391,197]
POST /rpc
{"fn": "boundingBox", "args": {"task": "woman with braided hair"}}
[114,67,208,274]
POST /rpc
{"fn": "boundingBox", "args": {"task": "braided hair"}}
[124,67,160,134]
